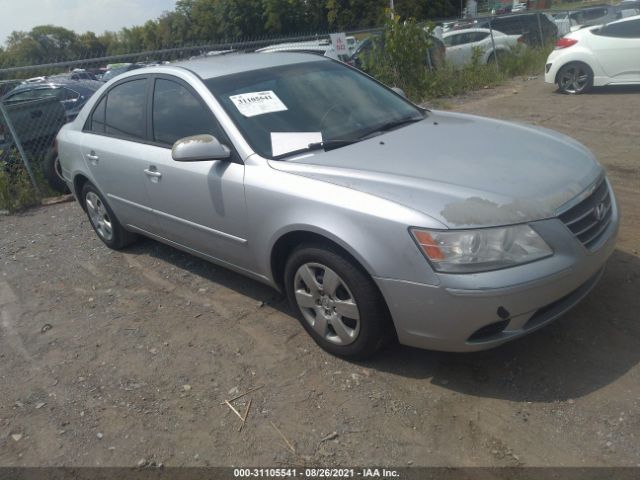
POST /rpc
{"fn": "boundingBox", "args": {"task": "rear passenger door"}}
[80,77,158,232]
[444,33,467,67]
[141,75,250,269]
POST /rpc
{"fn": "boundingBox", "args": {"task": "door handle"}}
[86,152,99,163]
[144,168,162,178]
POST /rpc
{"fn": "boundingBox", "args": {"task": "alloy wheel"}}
[293,262,360,346]
[559,65,590,94]
[85,191,113,241]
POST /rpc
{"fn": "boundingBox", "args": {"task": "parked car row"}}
[0,74,104,191]
[450,12,558,45]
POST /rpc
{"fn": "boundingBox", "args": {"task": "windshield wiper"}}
[307,116,425,152]
[307,139,360,151]
[363,116,425,136]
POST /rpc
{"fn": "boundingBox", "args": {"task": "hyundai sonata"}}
[57,53,619,358]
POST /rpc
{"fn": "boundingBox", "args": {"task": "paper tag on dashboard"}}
[229,91,288,117]
[271,132,322,156]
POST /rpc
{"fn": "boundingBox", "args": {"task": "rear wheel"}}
[557,62,593,94]
[81,182,137,249]
[284,244,393,359]
[43,147,70,193]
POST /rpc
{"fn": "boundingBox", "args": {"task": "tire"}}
[487,49,511,65]
[557,62,593,94]
[284,244,394,359]
[43,147,70,193]
[81,182,137,249]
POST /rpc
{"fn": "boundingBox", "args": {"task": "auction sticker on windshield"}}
[229,91,288,117]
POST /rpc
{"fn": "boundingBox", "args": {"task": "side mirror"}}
[391,87,407,98]
[172,134,231,162]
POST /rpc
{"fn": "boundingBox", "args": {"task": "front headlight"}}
[410,225,553,273]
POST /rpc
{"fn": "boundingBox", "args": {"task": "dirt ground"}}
[1,77,639,468]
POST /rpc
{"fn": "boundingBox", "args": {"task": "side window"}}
[583,8,607,22]
[600,19,640,38]
[472,32,490,42]
[33,88,60,100]
[88,95,107,133]
[6,90,37,103]
[152,78,221,146]
[104,79,147,140]
[62,88,80,101]
[448,34,462,46]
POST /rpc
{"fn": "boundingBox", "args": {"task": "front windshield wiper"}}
[307,139,360,151]
[363,116,425,136]
[307,116,425,152]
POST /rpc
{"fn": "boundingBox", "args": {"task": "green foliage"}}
[362,13,433,100]
[0,155,40,212]
[360,16,551,102]
[0,0,466,70]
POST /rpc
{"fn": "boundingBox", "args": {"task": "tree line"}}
[0,0,460,68]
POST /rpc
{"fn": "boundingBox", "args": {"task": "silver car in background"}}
[57,53,619,358]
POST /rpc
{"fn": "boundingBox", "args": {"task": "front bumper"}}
[544,50,562,85]
[375,187,619,352]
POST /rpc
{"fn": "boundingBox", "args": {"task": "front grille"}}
[559,178,612,250]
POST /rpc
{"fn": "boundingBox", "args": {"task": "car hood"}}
[268,110,603,228]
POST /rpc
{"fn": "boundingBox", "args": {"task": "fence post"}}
[488,18,499,72]
[536,11,544,46]
[0,101,43,199]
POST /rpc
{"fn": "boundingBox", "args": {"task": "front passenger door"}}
[141,76,250,270]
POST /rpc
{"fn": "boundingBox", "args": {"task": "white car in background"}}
[256,40,341,60]
[545,15,640,94]
[442,28,524,67]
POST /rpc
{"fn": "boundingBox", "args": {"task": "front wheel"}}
[284,244,393,359]
[81,182,137,249]
[557,62,593,94]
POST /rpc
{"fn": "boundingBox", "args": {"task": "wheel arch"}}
[554,59,595,85]
[269,227,376,292]
[73,173,91,211]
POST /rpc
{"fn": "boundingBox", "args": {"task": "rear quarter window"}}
[596,18,640,38]
[103,79,147,140]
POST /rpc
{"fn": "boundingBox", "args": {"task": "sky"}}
[0,0,177,46]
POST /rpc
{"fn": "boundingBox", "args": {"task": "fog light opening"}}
[468,319,510,342]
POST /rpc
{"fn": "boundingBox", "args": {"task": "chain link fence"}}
[1,4,634,212]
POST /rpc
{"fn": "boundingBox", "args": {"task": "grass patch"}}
[0,149,56,213]
[421,44,553,100]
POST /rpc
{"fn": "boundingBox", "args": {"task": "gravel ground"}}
[1,77,639,468]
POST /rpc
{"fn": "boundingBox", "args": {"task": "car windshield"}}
[205,60,424,159]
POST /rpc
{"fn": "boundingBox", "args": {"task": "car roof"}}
[171,52,327,80]
[7,78,102,94]
[443,27,504,36]
[607,13,640,24]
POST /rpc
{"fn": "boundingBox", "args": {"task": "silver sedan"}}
[57,53,619,358]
